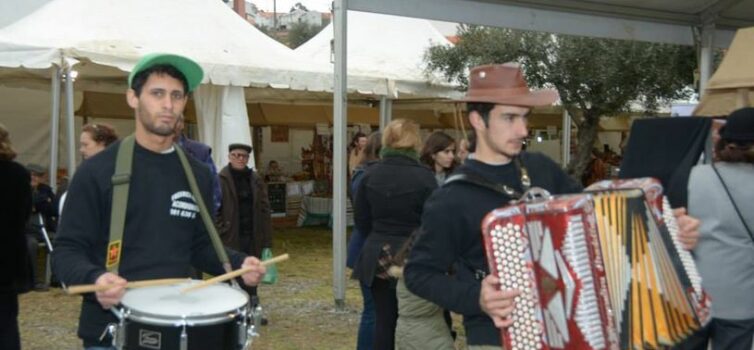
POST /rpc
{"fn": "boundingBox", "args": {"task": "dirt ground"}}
[19,226,468,350]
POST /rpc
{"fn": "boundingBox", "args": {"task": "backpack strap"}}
[106,135,135,273]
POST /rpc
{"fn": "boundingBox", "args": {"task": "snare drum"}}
[110,280,257,350]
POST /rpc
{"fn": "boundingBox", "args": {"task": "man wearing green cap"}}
[53,53,266,349]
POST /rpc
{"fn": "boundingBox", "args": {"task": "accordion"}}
[481,178,710,350]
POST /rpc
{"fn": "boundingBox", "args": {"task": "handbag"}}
[711,164,754,245]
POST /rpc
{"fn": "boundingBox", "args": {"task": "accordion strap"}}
[711,163,754,245]
[444,156,530,199]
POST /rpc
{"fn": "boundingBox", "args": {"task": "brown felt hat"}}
[457,63,559,107]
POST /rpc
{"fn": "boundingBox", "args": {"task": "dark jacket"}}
[216,165,272,258]
[0,160,33,295]
[404,153,582,346]
[178,135,222,214]
[30,182,57,233]
[352,154,437,286]
[52,141,246,347]
[345,160,377,269]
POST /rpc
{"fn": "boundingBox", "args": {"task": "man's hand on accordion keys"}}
[479,274,521,328]
[673,207,701,250]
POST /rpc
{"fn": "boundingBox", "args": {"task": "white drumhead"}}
[121,280,248,318]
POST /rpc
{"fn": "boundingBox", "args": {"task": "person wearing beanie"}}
[681,107,754,350]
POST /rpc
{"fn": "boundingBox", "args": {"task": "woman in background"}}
[347,132,382,350]
[59,123,119,214]
[353,120,436,350]
[420,131,458,186]
[348,132,368,175]
[79,123,118,160]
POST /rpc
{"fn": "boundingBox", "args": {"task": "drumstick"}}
[181,254,289,294]
[65,278,190,295]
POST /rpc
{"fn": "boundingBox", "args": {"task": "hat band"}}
[467,87,531,98]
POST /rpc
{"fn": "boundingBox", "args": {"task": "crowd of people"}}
[1,52,752,350]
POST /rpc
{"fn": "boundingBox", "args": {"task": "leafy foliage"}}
[288,21,326,48]
[425,25,697,179]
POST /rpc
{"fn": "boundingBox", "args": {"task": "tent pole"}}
[49,66,61,191]
[332,0,348,310]
[65,66,77,178]
[379,95,392,130]
[561,108,571,166]
[699,22,715,97]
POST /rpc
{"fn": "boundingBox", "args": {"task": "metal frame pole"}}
[64,66,76,178]
[332,0,348,310]
[49,66,61,190]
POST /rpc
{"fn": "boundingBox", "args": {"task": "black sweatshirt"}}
[404,152,582,346]
[52,140,245,347]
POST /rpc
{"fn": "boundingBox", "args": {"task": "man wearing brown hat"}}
[216,143,272,316]
[404,64,701,349]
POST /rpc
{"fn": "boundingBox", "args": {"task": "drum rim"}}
[121,306,247,326]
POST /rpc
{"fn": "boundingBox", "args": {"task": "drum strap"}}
[107,135,135,274]
[107,135,234,278]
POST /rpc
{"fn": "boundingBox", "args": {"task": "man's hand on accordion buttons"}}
[480,274,520,328]
[673,207,700,250]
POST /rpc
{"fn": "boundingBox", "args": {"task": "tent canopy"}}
[694,27,754,116]
[295,10,461,99]
[0,0,333,91]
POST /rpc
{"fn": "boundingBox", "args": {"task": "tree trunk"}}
[566,112,600,184]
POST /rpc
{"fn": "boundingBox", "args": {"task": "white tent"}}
[0,0,335,176]
[694,27,754,116]
[295,10,460,100]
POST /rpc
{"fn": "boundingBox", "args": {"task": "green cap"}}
[128,53,204,92]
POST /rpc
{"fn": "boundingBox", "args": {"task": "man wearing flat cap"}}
[404,64,700,349]
[53,53,266,349]
[217,143,272,311]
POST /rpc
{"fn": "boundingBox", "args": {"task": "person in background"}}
[352,119,437,350]
[0,123,33,350]
[173,114,222,215]
[420,131,458,186]
[264,160,285,183]
[347,131,382,350]
[456,133,476,164]
[349,132,368,175]
[25,163,57,291]
[216,143,272,321]
[79,123,118,160]
[390,229,454,350]
[58,123,120,214]
[679,107,754,350]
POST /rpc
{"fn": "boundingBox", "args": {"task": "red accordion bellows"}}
[481,178,710,350]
